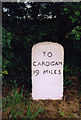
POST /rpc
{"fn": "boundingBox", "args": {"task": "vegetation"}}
[3,88,45,119]
[2,2,81,119]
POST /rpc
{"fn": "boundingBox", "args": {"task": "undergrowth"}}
[2,88,45,119]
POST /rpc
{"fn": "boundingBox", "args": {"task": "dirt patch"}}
[30,89,80,119]
[2,86,80,119]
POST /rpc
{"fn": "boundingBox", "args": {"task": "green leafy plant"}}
[2,27,12,49]
[59,110,64,118]
[2,88,45,119]
[64,61,79,89]
[2,59,9,76]
[70,114,74,118]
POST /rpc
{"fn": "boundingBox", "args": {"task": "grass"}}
[2,88,45,119]
[27,103,45,119]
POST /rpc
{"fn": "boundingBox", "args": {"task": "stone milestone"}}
[32,42,64,100]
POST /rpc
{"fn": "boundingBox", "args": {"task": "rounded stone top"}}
[32,42,63,50]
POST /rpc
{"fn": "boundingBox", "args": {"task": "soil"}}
[2,75,80,119]
[30,89,80,119]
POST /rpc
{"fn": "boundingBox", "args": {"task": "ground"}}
[2,74,80,119]
[31,89,80,119]
[2,88,80,119]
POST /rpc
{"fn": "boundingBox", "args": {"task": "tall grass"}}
[2,88,45,119]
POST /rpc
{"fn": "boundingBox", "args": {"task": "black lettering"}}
[48,70,50,74]
[43,70,48,74]
[33,70,39,76]
[55,62,58,65]
[42,62,45,66]
[43,52,46,56]
[58,70,61,75]
[38,62,41,66]
[51,70,53,74]
[47,52,52,57]
[54,70,57,74]
[59,62,62,65]
[51,61,55,66]
[33,61,37,66]
[46,62,50,66]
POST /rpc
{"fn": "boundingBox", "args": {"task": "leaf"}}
[72,18,76,23]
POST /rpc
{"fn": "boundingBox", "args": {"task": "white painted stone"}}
[32,42,64,100]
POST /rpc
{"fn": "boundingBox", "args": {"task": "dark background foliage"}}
[2,2,81,90]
